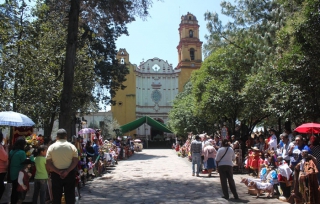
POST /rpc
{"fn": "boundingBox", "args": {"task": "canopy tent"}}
[120,116,173,134]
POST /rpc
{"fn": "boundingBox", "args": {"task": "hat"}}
[251,146,259,151]
[21,158,33,165]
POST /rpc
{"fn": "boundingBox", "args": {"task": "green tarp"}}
[120,116,173,134]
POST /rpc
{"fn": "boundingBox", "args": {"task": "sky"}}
[116,0,227,67]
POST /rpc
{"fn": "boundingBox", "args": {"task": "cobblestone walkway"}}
[79,149,285,204]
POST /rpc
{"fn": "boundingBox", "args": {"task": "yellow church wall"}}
[112,50,137,136]
[180,45,201,61]
[181,27,199,39]
[178,68,195,92]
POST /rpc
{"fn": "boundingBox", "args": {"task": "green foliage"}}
[58,0,156,136]
[169,0,288,136]
[275,0,320,123]
[167,82,213,136]
[0,0,156,138]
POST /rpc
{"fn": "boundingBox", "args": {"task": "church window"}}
[151,90,162,103]
[188,16,192,20]
[120,57,125,64]
[121,51,124,55]
[152,64,160,71]
[190,48,195,60]
[189,30,193,38]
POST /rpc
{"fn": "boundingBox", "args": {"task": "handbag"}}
[216,147,229,172]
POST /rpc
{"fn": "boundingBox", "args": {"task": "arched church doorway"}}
[151,118,164,140]
[149,118,169,148]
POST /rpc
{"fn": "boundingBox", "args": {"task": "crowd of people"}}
[176,128,320,203]
[0,129,137,204]
[2,125,320,203]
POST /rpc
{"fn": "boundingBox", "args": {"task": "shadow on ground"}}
[124,152,169,161]
[81,176,252,204]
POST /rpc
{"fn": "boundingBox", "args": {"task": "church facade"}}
[112,12,203,139]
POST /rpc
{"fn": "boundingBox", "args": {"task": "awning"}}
[120,116,173,134]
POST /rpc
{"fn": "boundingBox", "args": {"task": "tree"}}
[274,0,320,124]
[191,46,251,136]
[168,82,213,137]
[54,0,155,138]
[199,0,285,134]
[1,1,154,138]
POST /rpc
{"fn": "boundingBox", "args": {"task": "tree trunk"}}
[43,112,57,141]
[59,0,80,140]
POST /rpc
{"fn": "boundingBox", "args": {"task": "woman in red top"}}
[0,132,8,200]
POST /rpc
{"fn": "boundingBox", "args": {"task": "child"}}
[259,164,268,181]
[87,157,95,179]
[17,158,33,204]
[79,158,87,186]
[32,145,48,204]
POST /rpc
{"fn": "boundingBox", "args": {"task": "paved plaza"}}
[79,149,285,204]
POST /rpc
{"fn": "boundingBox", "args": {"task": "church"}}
[112,12,203,140]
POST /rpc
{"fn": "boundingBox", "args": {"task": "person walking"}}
[215,139,239,200]
[46,129,79,204]
[190,135,202,177]
[33,145,48,204]
[0,132,8,200]
[203,140,217,177]
[9,138,27,204]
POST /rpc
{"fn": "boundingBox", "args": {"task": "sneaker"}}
[192,173,195,176]
[196,174,200,177]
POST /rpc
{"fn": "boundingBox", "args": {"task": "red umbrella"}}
[294,123,320,134]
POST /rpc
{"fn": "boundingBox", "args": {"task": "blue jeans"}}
[192,153,201,175]
[33,179,47,204]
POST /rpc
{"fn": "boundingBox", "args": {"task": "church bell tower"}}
[177,12,203,92]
